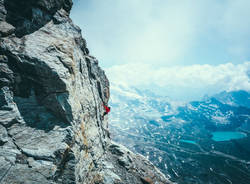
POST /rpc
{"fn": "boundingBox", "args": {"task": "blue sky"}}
[71,0,250,100]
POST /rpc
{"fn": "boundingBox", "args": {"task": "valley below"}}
[109,84,250,184]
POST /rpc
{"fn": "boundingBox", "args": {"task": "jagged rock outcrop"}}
[0,0,172,183]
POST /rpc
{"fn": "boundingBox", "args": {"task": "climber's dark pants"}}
[102,112,108,120]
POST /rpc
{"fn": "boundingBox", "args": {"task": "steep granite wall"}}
[0,0,172,183]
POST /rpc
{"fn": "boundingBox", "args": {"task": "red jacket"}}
[104,105,110,114]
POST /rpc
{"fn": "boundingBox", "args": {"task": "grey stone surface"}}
[0,0,172,183]
[0,21,14,37]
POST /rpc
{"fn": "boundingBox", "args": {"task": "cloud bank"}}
[106,62,250,101]
[71,1,250,101]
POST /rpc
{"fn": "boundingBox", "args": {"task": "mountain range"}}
[109,83,250,184]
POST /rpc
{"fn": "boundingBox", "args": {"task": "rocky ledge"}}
[0,0,172,183]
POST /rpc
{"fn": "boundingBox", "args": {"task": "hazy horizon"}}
[71,0,250,101]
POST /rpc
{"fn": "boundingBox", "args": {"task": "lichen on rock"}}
[0,0,172,183]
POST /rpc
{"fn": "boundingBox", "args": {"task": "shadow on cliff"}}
[4,0,72,37]
[12,73,72,132]
[4,0,52,37]
[14,91,70,132]
[0,50,72,132]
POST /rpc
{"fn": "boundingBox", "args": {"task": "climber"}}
[103,104,111,116]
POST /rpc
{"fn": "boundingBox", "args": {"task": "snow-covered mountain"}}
[109,84,250,184]
[213,90,250,108]
[110,83,249,133]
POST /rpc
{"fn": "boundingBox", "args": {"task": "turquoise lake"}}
[211,131,247,142]
[180,139,197,144]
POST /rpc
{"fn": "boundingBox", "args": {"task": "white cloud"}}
[71,1,250,100]
[218,0,250,59]
[71,0,250,67]
[72,0,197,65]
[106,62,250,101]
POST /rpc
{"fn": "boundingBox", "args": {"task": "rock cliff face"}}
[0,0,172,183]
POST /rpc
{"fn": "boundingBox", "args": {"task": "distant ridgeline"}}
[109,85,250,184]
